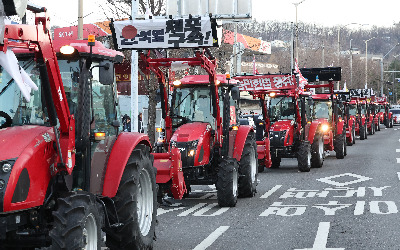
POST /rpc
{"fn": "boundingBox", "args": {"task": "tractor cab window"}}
[269,96,295,121]
[360,104,367,115]
[313,100,332,120]
[172,86,214,127]
[0,58,49,128]
[59,59,118,136]
[348,104,357,116]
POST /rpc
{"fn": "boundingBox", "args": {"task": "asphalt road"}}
[154,125,400,250]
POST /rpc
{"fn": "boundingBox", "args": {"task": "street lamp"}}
[365,37,375,89]
[349,39,353,87]
[293,0,306,63]
[380,43,400,96]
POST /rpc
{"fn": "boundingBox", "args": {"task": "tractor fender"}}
[232,125,253,162]
[336,120,345,135]
[102,132,151,198]
[307,121,321,144]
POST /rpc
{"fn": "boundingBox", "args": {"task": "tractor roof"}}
[179,74,238,86]
[13,39,124,62]
[312,94,331,100]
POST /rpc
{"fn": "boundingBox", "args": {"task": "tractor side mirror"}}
[99,60,114,85]
[231,86,240,100]
[112,119,120,128]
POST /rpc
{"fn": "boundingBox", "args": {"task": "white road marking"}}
[178,203,207,217]
[260,185,282,199]
[396,149,400,152]
[397,172,400,180]
[317,173,372,187]
[354,201,365,215]
[193,226,230,250]
[397,158,400,164]
[192,203,229,216]
[294,222,344,250]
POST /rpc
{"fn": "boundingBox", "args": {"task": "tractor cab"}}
[171,74,239,130]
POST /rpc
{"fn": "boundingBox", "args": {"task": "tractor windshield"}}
[313,100,332,120]
[0,59,50,127]
[360,104,367,115]
[172,86,214,126]
[348,104,357,116]
[269,96,295,121]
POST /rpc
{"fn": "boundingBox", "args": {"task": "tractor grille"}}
[269,130,287,148]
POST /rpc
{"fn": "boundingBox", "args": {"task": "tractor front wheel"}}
[217,158,239,207]
[105,145,156,250]
[311,133,324,168]
[334,133,345,159]
[352,126,356,145]
[360,125,366,140]
[271,154,281,168]
[377,119,381,131]
[298,141,311,172]
[50,192,102,250]
[238,134,258,197]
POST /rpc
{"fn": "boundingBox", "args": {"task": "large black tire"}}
[360,125,365,140]
[311,133,324,168]
[298,141,311,172]
[334,133,345,159]
[368,123,373,135]
[217,158,239,207]
[50,192,102,250]
[352,126,356,145]
[258,159,265,173]
[271,153,281,168]
[377,119,381,131]
[105,145,156,250]
[390,118,394,128]
[238,134,258,197]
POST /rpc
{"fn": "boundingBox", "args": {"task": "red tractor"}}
[334,91,356,146]
[140,50,258,207]
[235,73,323,172]
[376,96,393,128]
[0,5,178,249]
[369,97,381,132]
[348,98,368,140]
[300,67,347,159]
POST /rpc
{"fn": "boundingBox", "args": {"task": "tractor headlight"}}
[188,149,196,157]
[2,163,12,173]
[321,124,329,132]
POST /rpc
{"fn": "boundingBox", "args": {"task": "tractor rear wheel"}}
[334,133,345,159]
[298,141,311,172]
[311,133,324,168]
[50,192,102,250]
[390,118,394,128]
[238,134,258,197]
[360,125,366,140]
[217,158,239,207]
[377,119,381,131]
[352,126,356,145]
[105,145,156,250]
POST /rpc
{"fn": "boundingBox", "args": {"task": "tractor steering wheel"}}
[0,111,12,129]
[172,115,189,128]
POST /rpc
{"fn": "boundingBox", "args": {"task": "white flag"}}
[0,49,38,102]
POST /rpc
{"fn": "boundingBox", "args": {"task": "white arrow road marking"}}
[193,226,230,250]
[397,158,400,164]
[260,185,282,198]
[294,222,344,250]
[397,172,400,180]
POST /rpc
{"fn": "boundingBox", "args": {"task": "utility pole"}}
[131,0,138,132]
[78,0,83,40]
[293,0,306,63]
[365,37,375,89]
[350,39,353,87]
[290,22,294,71]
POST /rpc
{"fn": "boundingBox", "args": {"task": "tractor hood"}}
[171,122,210,142]
[0,125,52,160]
[270,120,294,132]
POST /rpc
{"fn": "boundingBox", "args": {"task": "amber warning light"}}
[88,34,96,46]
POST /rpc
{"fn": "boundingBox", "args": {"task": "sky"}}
[27,0,400,28]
